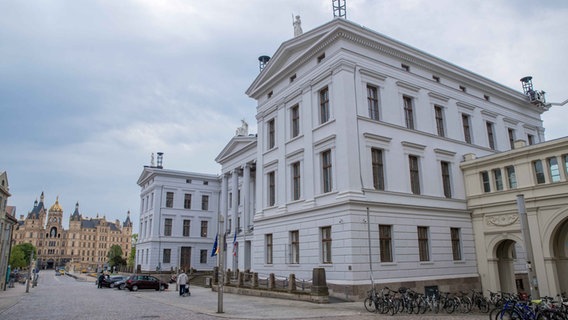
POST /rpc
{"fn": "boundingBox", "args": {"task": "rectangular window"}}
[534,160,546,184]
[200,221,208,238]
[371,148,385,190]
[508,128,515,149]
[290,230,299,264]
[434,105,445,137]
[163,248,171,263]
[441,161,452,198]
[292,161,301,201]
[319,87,330,124]
[450,228,462,261]
[321,150,333,193]
[201,195,209,210]
[564,155,568,177]
[379,224,393,263]
[481,171,491,192]
[493,168,504,191]
[266,234,273,264]
[268,171,276,206]
[268,118,275,149]
[183,219,190,237]
[548,157,561,182]
[367,85,380,120]
[184,193,192,209]
[166,192,174,208]
[462,114,472,144]
[403,96,414,129]
[527,134,535,145]
[200,249,207,264]
[291,104,300,138]
[164,218,172,236]
[321,226,332,264]
[409,155,420,195]
[486,121,495,150]
[506,166,517,189]
[417,226,430,262]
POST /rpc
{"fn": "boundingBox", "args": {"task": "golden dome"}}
[49,196,63,212]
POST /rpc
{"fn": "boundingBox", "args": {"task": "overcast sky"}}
[1,0,567,233]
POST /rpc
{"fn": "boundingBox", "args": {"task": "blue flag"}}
[211,233,218,257]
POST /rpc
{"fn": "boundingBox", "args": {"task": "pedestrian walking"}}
[97,272,104,288]
[177,270,188,296]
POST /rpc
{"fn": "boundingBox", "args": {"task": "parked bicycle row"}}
[363,286,568,319]
[490,291,567,320]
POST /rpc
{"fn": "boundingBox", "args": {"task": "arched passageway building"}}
[461,137,568,297]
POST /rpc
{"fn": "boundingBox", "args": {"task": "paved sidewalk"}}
[0,281,29,314]
[1,272,488,319]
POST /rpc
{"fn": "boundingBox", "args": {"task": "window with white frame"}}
[409,155,420,195]
[450,228,462,261]
[486,121,496,150]
[441,161,452,198]
[417,226,430,262]
[321,226,332,264]
[291,161,301,201]
[164,218,172,236]
[403,96,414,129]
[372,148,385,190]
[548,157,561,182]
[367,85,380,120]
[321,150,333,193]
[267,118,275,149]
[493,168,504,191]
[434,105,445,137]
[319,87,330,124]
[291,104,300,138]
[166,192,174,208]
[268,171,276,206]
[506,166,517,189]
[266,234,273,264]
[289,230,299,264]
[379,224,392,262]
[462,114,472,144]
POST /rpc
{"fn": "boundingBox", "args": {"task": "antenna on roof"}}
[258,55,270,72]
[332,0,347,19]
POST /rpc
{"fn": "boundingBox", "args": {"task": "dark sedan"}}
[98,275,128,288]
[125,275,168,291]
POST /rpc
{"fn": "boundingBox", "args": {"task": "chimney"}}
[258,55,270,72]
[157,152,164,169]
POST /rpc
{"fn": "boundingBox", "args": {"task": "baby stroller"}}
[181,285,191,297]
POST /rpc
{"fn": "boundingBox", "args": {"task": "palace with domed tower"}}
[12,192,133,271]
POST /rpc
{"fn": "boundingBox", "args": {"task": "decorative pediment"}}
[215,135,257,164]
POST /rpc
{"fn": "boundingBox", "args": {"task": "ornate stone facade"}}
[12,192,132,272]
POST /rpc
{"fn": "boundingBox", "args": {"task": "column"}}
[243,164,251,229]
[231,169,239,271]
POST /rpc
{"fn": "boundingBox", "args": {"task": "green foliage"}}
[107,245,125,267]
[127,233,137,268]
[10,243,37,269]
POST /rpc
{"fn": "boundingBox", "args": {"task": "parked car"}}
[55,267,65,276]
[125,275,168,291]
[98,275,128,288]
[113,277,128,290]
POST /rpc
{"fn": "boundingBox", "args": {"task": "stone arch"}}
[541,206,568,295]
[487,233,524,260]
[541,206,568,257]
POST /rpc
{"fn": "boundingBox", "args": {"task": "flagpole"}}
[217,215,224,313]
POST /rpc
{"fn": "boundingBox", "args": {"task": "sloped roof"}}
[215,134,257,164]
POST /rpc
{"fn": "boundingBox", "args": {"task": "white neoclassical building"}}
[214,18,549,298]
[136,162,220,272]
[135,17,561,299]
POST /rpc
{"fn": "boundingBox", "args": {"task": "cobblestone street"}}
[0,271,491,320]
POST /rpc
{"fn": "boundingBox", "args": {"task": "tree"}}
[107,245,126,269]
[127,234,137,269]
[10,243,37,269]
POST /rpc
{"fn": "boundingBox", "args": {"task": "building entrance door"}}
[180,247,191,272]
